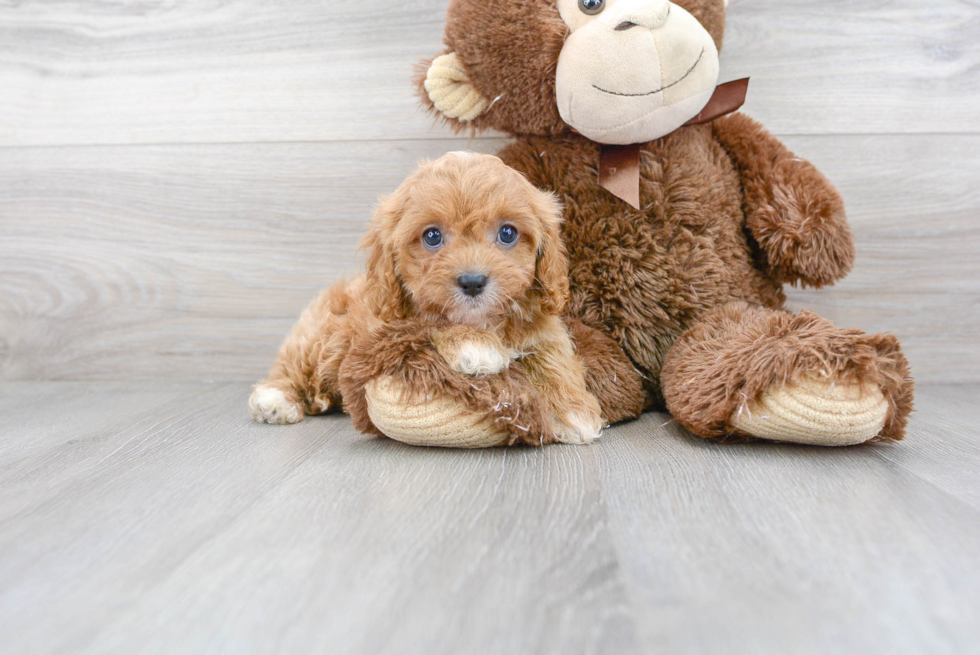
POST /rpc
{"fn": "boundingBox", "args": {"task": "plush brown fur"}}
[403,0,914,443]
[712,113,856,288]
[565,319,648,424]
[662,302,914,442]
[251,152,631,444]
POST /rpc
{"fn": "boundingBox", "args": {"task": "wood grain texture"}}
[0,382,635,655]
[872,385,980,512]
[601,394,980,654]
[0,381,977,654]
[0,0,977,147]
[1,135,977,382]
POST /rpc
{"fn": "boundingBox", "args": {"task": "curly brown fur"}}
[340,319,646,444]
[661,302,914,442]
[251,152,607,444]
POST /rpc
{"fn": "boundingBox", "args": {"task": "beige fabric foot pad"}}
[732,373,889,446]
[365,376,510,449]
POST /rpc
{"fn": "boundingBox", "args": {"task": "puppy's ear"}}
[532,191,570,315]
[361,194,412,322]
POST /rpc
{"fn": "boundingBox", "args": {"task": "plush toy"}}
[354,0,914,448]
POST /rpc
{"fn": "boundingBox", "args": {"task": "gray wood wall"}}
[1,0,978,383]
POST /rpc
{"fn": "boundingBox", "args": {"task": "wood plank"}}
[871,385,980,512]
[601,411,980,654]
[0,0,977,147]
[724,0,980,137]
[1,135,975,383]
[0,381,977,653]
[0,381,213,469]
[0,382,635,655]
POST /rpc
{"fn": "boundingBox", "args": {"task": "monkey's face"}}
[555,0,721,144]
[422,0,728,144]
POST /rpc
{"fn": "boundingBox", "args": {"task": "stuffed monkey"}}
[358,0,913,447]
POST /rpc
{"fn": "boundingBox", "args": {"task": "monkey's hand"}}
[713,112,855,288]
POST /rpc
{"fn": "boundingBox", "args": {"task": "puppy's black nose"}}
[457,274,488,297]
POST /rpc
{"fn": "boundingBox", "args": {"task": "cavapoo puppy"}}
[249,151,605,444]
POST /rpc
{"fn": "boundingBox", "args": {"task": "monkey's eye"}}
[497,224,519,246]
[422,227,443,249]
[578,0,605,15]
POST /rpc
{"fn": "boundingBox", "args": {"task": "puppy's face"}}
[365,153,566,326]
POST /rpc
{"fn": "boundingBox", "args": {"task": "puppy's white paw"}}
[249,385,303,425]
[555,411,605,445]
[453,341,510,376]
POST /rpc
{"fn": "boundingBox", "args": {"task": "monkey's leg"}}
[564,320,646,425]
[249,282,354,424]
[661,302,913,446]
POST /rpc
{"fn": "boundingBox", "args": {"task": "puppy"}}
[249,152,604,444]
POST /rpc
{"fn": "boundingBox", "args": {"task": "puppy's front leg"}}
[520,318,605,445]
[432,326,515,377]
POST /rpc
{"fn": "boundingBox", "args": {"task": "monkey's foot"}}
[732,373,888,447]
[364,377,510,448]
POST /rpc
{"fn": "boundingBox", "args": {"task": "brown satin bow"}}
[599,78,750,209]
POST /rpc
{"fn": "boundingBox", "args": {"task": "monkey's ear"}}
[422,52,491,123]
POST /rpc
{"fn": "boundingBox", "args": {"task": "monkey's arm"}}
[712,112,855,288]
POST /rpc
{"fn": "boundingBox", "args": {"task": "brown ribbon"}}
[684,77,751,126]
[599,143,643,210]
[599,78,750,209]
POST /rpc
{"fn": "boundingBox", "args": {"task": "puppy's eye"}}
[497,224,519,246]
[422,227,443,249]
[578,0,605,16]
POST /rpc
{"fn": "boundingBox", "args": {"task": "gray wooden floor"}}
[0,383,977,655]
